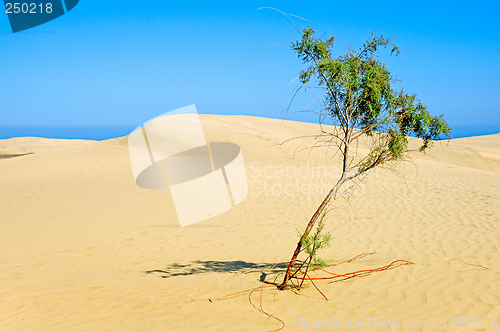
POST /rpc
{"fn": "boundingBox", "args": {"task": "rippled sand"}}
[1,116,499,331]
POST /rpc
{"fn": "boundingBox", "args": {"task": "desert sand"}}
[1,115,499,331]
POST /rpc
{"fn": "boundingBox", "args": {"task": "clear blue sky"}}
[1,0,499,139]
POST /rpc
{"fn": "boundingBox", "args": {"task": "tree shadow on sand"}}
[145,261,289,280]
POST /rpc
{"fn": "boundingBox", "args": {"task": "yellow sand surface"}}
[1,116,499,331]
[0,137,92,156]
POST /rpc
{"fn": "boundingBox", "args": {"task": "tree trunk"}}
[278,175,346,290]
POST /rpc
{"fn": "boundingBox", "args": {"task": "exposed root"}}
[208,285,276,303]
[464,263,490,270]
[201,252,414,332]
[290,259,414,282]
[248,261,286,331]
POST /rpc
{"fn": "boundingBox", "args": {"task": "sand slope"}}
[0,137,93,157]
[0,116,499,331]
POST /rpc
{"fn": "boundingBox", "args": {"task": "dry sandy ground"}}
[1,116,499,331]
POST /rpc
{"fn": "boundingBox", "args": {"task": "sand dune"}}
[454,133,500,151]
[1,115,499,331]
[0,137,94,156]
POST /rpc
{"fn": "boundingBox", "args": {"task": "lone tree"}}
[276,14,451,290]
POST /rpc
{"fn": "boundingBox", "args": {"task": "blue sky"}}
[1,1,499,139]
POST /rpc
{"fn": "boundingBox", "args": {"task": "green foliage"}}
[275,15,453,290]
[291,27,451,160]
[297,212,331,269]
